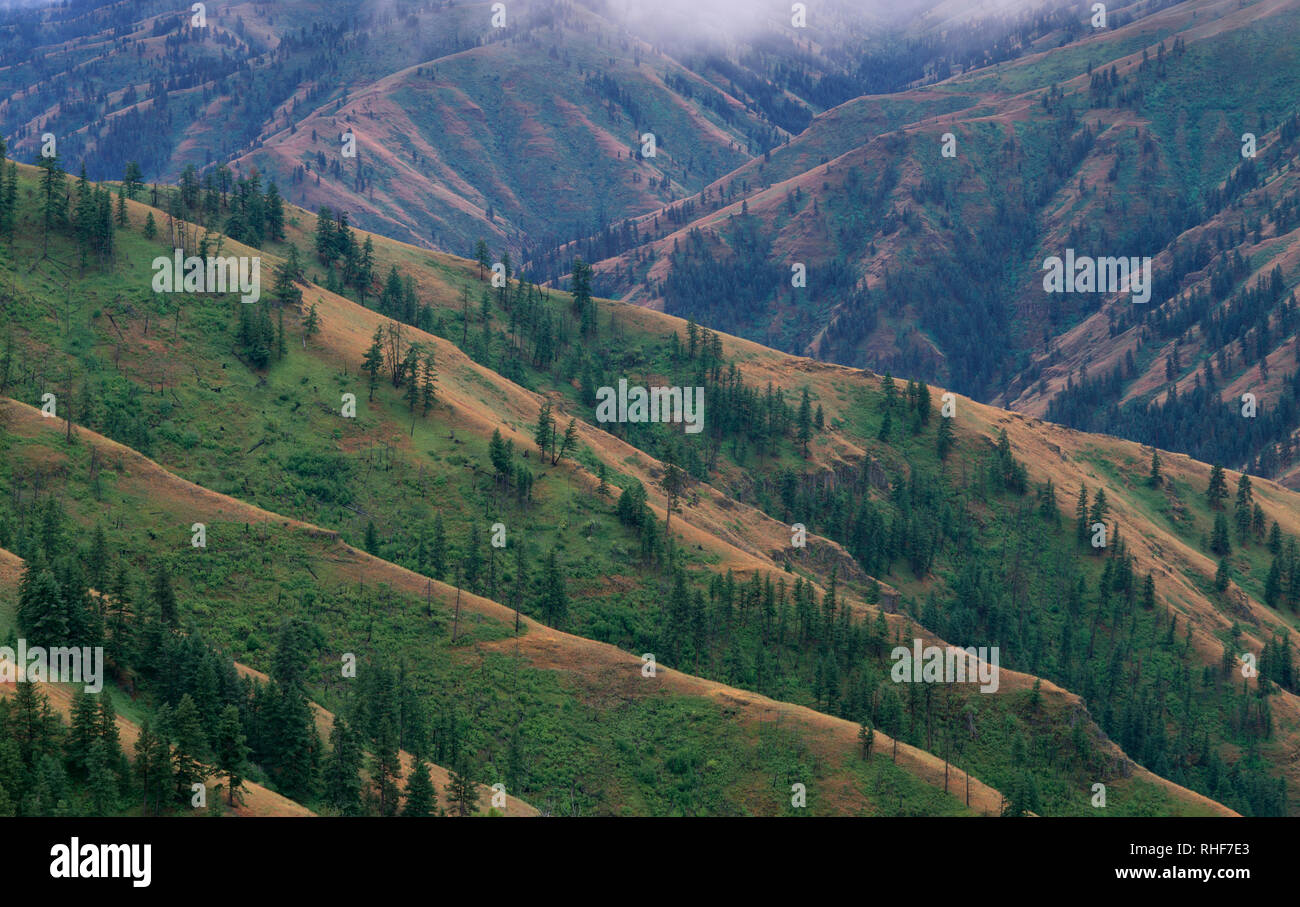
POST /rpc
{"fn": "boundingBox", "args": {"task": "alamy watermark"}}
[595,378,704,434]
[152,250,261,304]
[890,638,1000,693]
[1043,249,1151,304]
[0,639,103,693]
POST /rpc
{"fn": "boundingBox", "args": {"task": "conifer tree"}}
[936,415,954,460]
[403,759,437,817]
[553,417,578,466]
[797,388,812,456]
[421,352,437,415]
[534,402,553,459]
[445,752,479,817]
[214,705,250,806]
[430,513,447,581]
[1207,464,1228,509]
[537,549,568,627]
[323,717,364,816]
[303,301,320,343]
[169,694,209,804]
[362,326,384,401]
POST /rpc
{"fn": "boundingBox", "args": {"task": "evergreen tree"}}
[67,690,100,780]
[85,740,119,815]
[534,402,553,459]
[430,513,447,581]
[265,181,285,241]
[797,388,812,456]
[553,417,578,466]
[537,549,568,627]
[858,721,874,760]
[214,705,250,806]
[37,153,67,253]
[323,717,364,816]
[133,720,172,816]
[1214,558,1231,593]
[1234,474,1254,543]
[303,302,320,343]
[151,562,178,626]
[362,326,384,401]
[168,694,209,804]
[421,353,437,416]
[1075,486,1090,544]
[403,759,437,817]
[1149,449,1162,487]
[1211,512,1231,556]
[936,415,954,461]
[1207,464,1228,509]
[445,752,479,817]
[122,161,144,199]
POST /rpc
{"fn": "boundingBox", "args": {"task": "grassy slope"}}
[1,161,1251,815]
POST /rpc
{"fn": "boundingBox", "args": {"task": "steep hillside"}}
[569,0,1300,490]
[0,158,1277,815]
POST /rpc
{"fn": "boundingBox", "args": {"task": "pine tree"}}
[303,302,320,343]
[1265,558,1282,608]
[445,752,479,817]
[1211,512,1231,556]
[1234,474,1254,543]
[858,721,874,760]
[362,326,384,401]
[936,415,954,461]
[133,720,172,816]
[85,740,119,815]
[17,562,66,645]
[534,402,553,459]
[265,181,285,241]
[323,717,364,816]
[214,705,250,806]
[553,417,578,466]
[1149,449,1162,487]
[430,513,447,580]
[1207,464,1228,509]
[169,694,209,805]
[151,562,178,625]
[1214,558,1231,593]
[37,153,67,253]
[122,161,144,199]
[537,549,568,627]
[1075,486,1090,544]
[421,353,437,416]
[115,191,128,228]
[881,373,897,409]
[403,345,422,411]
[67,690,101,779]
[403,759,437,816]
[797,388,812,457]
